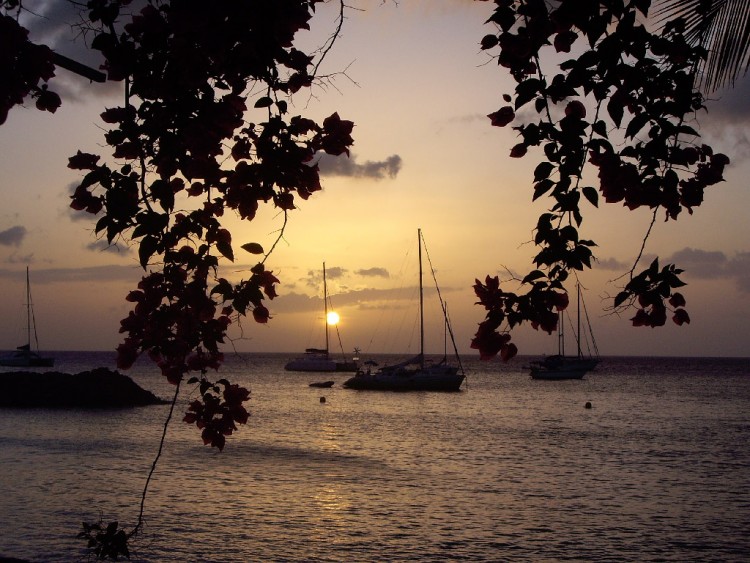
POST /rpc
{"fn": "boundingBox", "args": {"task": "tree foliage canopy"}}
[4,0,354,453]
[471,0,729,362]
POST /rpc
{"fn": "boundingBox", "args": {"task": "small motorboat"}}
[309,380,335,388]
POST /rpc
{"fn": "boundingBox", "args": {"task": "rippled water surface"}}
[1,353,749,562]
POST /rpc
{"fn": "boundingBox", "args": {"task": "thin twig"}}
[130,378,182,539]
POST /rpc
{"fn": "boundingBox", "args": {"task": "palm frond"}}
[653,0,750,92]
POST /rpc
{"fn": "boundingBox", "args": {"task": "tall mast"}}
[26,266,31,349]
[418,229,424,368]
[577,283,582,359]
[323,262,329,353]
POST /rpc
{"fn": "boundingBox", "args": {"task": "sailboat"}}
[529,282,599,380]
[0,267,55,368]
[343,229,465,391]
[284,262,358,372]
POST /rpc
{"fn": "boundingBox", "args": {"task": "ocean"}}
[0,352,749,562]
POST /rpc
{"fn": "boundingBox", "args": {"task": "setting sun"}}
[326,311,340,325]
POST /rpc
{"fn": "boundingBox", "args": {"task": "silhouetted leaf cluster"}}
[78,520,130,560]
[66,0,352,448]
[0,8,60,125]
[473,0,729,361]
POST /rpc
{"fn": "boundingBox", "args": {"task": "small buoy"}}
[584,401,592,409]
[320,396,326,403]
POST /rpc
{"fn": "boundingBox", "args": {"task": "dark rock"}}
[0,367,168,408]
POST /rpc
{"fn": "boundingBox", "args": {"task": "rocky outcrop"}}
[0,367,168,408]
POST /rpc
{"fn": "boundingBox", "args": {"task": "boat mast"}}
[26,266,31,350]
[418,228,424,369]
[577,283,582,359]
[323,262,329,354]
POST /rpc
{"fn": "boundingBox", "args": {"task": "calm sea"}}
[0,352,749,562]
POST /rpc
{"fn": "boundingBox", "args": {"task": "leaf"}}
[254,96,273,108]
[217,240,234,262]
[678,124,699,137]
[672,308,690,325]
[515,78,542,109]
[68,151,101,170]
[500,342,518,362]
[533,162,554,181]
[241,242,264,254]
[138,236,159,268]
[607,95,624,127]
[510,143,527,158]
[614,291,630,307]
[533,179,554,200]
[480,34,499,50]
[625,112,649,139]
[488,106,515,127]
[522,270,546,284]
[592,119,608,137]
[560,225,578,242]
[582,186,599,207]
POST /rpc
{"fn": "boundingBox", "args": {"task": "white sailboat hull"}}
[285,353,357,372]
[285,263,359,373]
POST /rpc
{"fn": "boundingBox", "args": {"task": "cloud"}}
[316,153,402,180]
[303,265,347,288]
[0,226,27,247]
[272,285,424,314]
[725,252,750,293]
[699,75,750,159]
[7,252,36,265]
[323,266,347,279]
[665,247,750,293]
[599,249,750,293]
[86,240,133,255]
[0,264,142,284]
[596,257,630,271]
[705,75,750,123]
[355,267,390,278]
[667,248,727,279]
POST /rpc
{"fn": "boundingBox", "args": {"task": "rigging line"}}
[570,274,598,358]
[581,290,600,357]
[419,232,465,375]
[365,243,414,354]
[326,291,350,359]
[444,303,466,378]
[27,270,42,351]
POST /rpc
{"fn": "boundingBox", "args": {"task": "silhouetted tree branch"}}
[472,0,729,360]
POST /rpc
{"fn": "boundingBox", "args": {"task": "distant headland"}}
[0,367,168,408]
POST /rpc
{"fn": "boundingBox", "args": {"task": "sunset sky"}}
[1,1,749,359]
